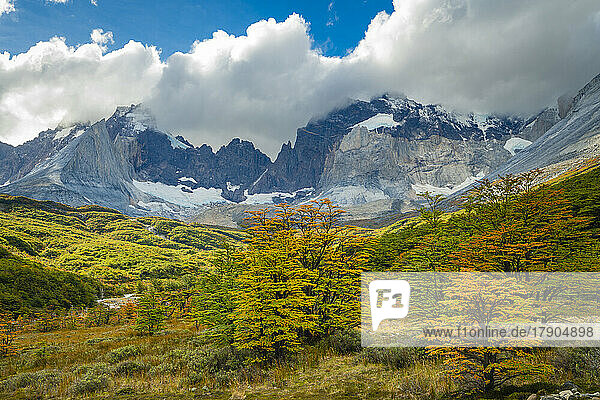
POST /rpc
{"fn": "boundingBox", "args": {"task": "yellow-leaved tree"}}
[232,200,367,363]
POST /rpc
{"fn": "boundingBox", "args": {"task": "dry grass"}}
[1,323,595,400]
[0,322,456,400]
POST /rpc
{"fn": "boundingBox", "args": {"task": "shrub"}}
[552,348,600,378]
[70,363,111,395]
[106,345,141,364]
[185,346,249,388]
[21,345,60,369]
[188,346,245,374]
[135,289,165,335]
[1,369,61,393]
[321,329,361,355]
[116,386,136,395]
[113,360,150,376]
[149,362,179,375]
[85,337,114,345]
[73,362,110,375]
[357,347,419,369]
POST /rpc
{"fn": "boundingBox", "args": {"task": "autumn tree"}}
[187,244,240,343]
[398,191,458,272]
[0,313,20,357]
[232,200,367,363]
[430,346,552,394]
[423,173,581,394]
[451,170,591,272]
[417,191,446,228]
[426,273,554,394]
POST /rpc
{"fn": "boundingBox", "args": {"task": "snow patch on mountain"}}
[412,172,485,196]
[227,182,241,191]
[54,127,73,140]
[164,132,190,149]
[119,105,190,149]
[54,126,86,141]
[178,176,197,184]
[504,137,532,156]
[242,191,293,204]
[315,185,388,205]
[241,187,313,204]
[125,106,158,133]
[135,201,176,214]
[352,113,399,131]
[133,180,227,207]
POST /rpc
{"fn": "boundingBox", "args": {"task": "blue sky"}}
[0,0,393,57]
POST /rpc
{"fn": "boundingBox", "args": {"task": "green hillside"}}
[0,195,245,292]
[0,246,101,314]
[1,166,600,399]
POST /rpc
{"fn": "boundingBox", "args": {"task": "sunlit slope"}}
[0,195,245,285]
[379,161,600,235]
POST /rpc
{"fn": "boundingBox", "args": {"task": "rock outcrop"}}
[488,72,600,180]
[250,95,530,209]
[538,382,600,400]
[2,120,138,211]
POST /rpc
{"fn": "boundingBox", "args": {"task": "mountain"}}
[105,105,271,202]
[249,96,526,198]
[1,84,587,223]
[0,105,273,218]
[2,121,136,212]
[488,72,600,180]
[245,95,536,219]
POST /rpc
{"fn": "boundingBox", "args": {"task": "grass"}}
[0,321,457,400]
[2,321,596,400]
[2,164,600,399]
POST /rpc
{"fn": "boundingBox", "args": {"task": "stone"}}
[558,390,573,399]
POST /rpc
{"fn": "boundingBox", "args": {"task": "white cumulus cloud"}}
[348,0,600,116]
[0,0,15,16]
[0,35,163,146]
[1,0,600,158]
[90,28,114,52]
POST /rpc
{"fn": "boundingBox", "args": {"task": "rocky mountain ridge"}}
[487,72,600,180]
[2,76,595,224]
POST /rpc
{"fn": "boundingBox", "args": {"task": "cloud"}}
[90,28,114,51]
[349,0,600,115]
[326,2,338,27]
[0,35,163,146]
[46,0,70,3]
[2,1,600,158]
[147,15,347,156]
[0,0,15,16]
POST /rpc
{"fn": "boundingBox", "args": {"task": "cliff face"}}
[317,125,509,205]
[106,105,272,198]
[249,95,530,205]
[489,72,600,180]
[520,108,561,142]
[249,99,385,194]
[2,121,138,211]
